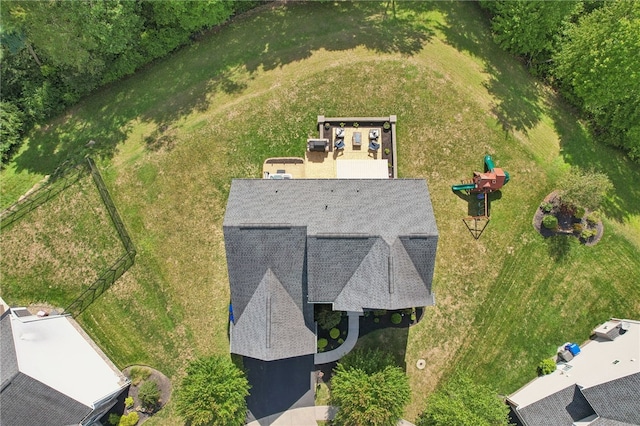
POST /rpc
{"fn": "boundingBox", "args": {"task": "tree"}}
[0,101,24,163]
[553,1,640,159]
[175,355,250,426]
[330,349,410,426]
[138,380,160,411]
[557,167,613,212]
[487,0,579,66]
[417,373,510,426]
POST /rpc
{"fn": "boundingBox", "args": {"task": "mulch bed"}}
[532,191,604,246]
[121,366,172,424]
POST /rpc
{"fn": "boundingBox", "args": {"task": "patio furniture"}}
[369,141,380,151]
[369,129,379,140]
[335,139,345,150]
[335,128,345,138]
[307,139,329,152]
[352,132,362,147]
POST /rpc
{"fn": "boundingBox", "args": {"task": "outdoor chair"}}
[335,139,345,150]
[369,129,379,140]
[369,141,380,151]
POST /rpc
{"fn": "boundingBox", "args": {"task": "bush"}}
[175,355,249,426]
[318,338,328,349]
[574,206,586,218]
[538,358,556,376]
[316,306,342,331]
[129,366,151,386]
[108,413,121,426]
[125,396,134,409]
[119,412,139,426]
[338,338,344,344]
[329,328,340,339]
[581,228,597,240]
[391,313,402,324]
[587,211,601,225]
[138,380,160,411]
[374,318,380,323]
[542,215,558,230]
[573,223,583,233]
[373,309,387,317]
[540,202,554,213]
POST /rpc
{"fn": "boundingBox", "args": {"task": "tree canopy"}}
[330,349,411,426]
[175,355,250,426]
[553,1,640,160]
[557,167,613,211]
[417,373,511,426]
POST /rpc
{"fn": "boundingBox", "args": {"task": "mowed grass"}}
[0,173,124,308]
[1,2,639,423]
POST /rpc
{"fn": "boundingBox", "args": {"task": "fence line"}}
[1,161,87,230]
[0,156,136,317]
[64,157,137,316]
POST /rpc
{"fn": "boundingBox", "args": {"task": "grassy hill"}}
[1,2,639,423]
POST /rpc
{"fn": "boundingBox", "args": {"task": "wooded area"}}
[0,0,259,163]
[480,0,639,161]
[0,0,638,164]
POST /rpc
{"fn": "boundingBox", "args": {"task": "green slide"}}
[452,183,476,191]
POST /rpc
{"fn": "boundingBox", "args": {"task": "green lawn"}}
[1,2,639,424]
[0,172,124,309]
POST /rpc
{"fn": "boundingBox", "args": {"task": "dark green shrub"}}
[540,202,554,213]
[384,148,390,155]
[542,215,558,229]
[108,413,121,426]
[383,121,391,130]
[538,358,556,375]
[318,338,328,350]
[581,228,597,239]
[338,338,344,344]
[373,309,387,317]
[329,328,340,339]
[316,306,342,331]
[574,207,586,218]
[374,318,380,323]
[138,380,160,411]
[391,313,402,324]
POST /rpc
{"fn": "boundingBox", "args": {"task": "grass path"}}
[1,2,639,423]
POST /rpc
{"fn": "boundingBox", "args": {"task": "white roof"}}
[336,159,389,179]
[10,312,127,408]
[508,318,640,409]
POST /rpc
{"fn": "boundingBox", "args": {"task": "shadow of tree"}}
[546,234,575,263]
[432,1,545,135]
[12,1,434,177]
[547,100,640,221]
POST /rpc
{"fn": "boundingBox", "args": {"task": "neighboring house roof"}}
[224,179,438,361]
[508,319,640,426]
[0,303,130,426]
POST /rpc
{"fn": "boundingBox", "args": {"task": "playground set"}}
[451,155,510,239]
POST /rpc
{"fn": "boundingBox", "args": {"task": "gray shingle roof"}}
[1,373,92,426]
[583,372,640,425]
[1,312,92,426]
[225,226,316,361]
[517,385,596,426]
[1,312,19,390]
[224,179,438,361]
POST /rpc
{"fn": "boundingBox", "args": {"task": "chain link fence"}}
[0,157,136,316]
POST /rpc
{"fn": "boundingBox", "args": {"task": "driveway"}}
[243,354,315,424]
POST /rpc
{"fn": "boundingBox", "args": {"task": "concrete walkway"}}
[246,406,416,426]
[314,311,362,365]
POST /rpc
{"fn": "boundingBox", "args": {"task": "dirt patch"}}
[532,191,604,246]
[122,365,172,424]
